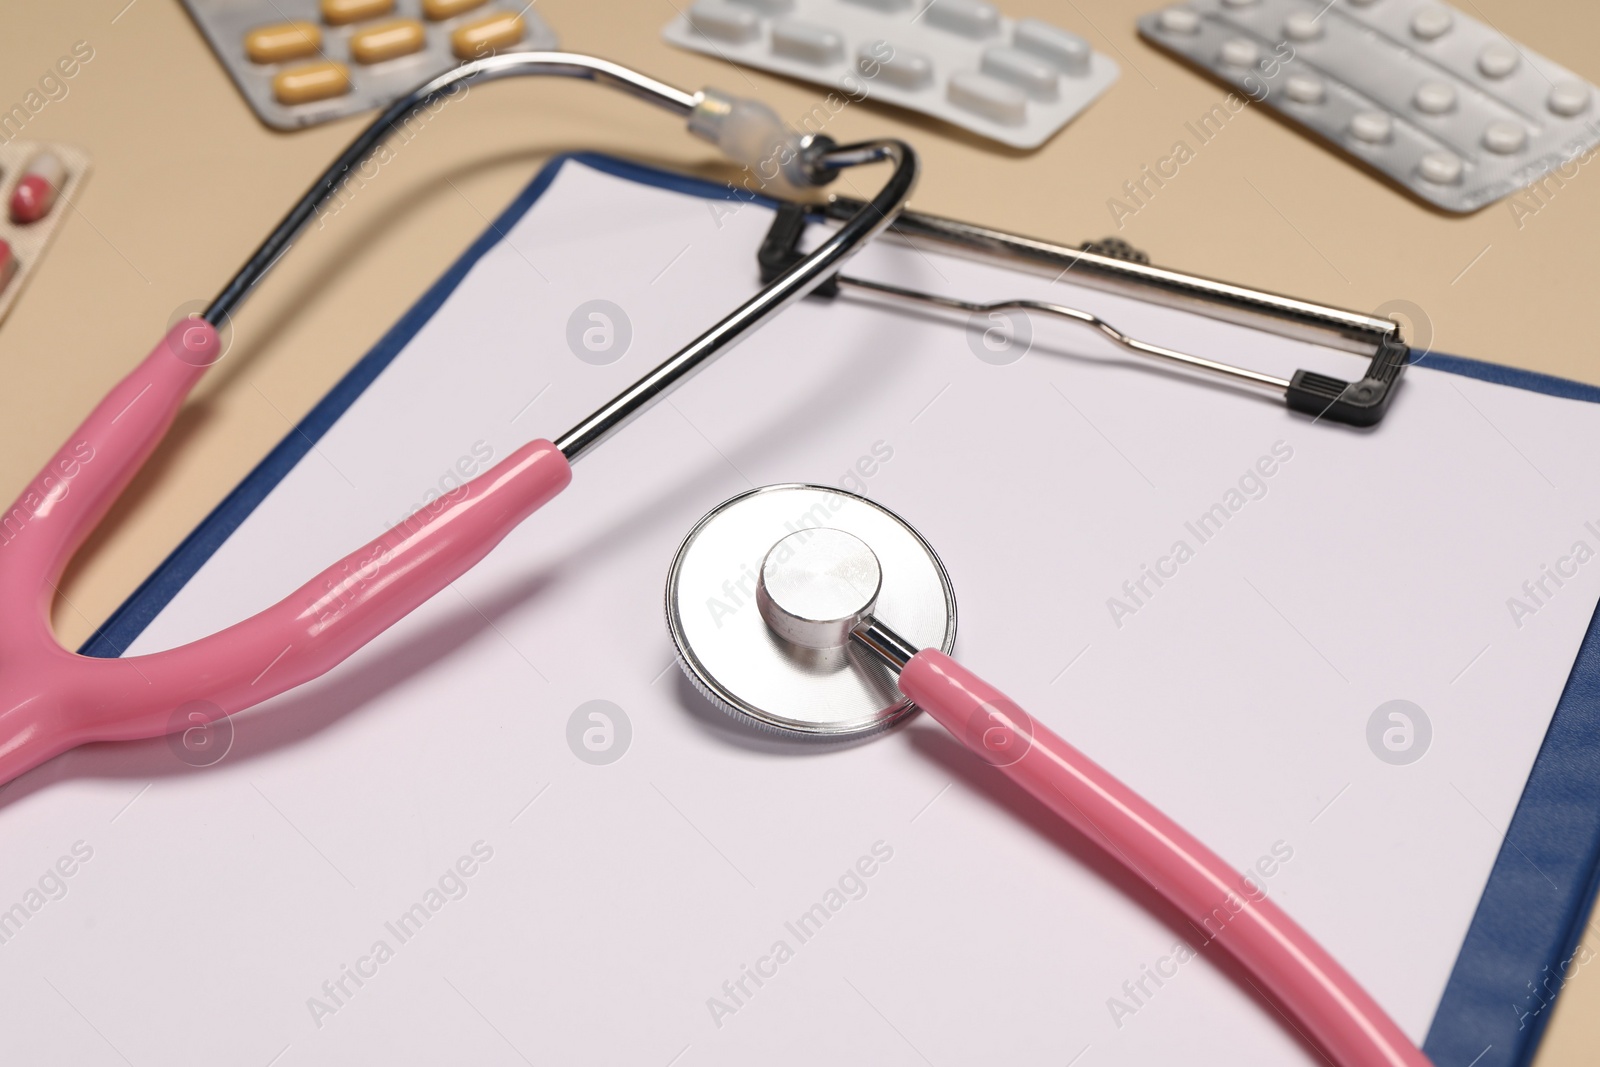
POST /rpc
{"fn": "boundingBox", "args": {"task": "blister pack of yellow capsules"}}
[0,140,90,327]
[181,0,558,131]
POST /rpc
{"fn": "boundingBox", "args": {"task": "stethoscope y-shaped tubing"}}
[0,54,917,786]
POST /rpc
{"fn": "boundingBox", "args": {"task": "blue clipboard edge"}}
[73,152,1600,1067]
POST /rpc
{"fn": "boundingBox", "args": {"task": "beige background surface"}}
[0,0,1596,1059]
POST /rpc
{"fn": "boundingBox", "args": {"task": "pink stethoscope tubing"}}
[0,320,573,783]
[898,651,1431,1067]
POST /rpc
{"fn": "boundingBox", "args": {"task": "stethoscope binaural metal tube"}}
[554,139,916,462]
[202,52,920,466]
[204,53,700,327]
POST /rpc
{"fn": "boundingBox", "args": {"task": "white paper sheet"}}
[7,158,1600,1065]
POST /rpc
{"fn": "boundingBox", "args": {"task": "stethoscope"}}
[667,484,1429,1067]
[0,51,1425,1067]
[0,52,913,783]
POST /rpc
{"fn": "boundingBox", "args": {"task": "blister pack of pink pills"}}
[663,0,1118,150]
[1140,0,1599,213]
[0,142,89,326]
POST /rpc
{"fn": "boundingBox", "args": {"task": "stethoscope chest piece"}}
[666,484,956,738]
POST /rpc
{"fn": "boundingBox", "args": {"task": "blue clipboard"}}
[77,152,1600,1067]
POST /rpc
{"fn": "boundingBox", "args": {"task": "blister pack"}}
[1138,0,1599,213]
[0,141,89,327]
[180,0,558,131]
[662,0,1118,150]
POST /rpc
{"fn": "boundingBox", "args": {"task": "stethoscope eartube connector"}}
[668,485,1433,1067]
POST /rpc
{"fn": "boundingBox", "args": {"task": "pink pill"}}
[10,152,65,224]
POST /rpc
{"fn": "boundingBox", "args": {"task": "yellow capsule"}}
[422,0,487,19]
[272,60,352,105]
[320,0,395,26]
[451,10,524,59]
[244,21,323,64]
[349,18,426,63]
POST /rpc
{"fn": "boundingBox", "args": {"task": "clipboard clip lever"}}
[758,202,1409,427]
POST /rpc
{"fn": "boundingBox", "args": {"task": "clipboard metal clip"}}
[758,202,1409,427]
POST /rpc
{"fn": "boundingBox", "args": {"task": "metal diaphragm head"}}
[665,485,956,738]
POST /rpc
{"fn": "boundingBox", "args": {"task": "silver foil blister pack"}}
[1139,0,1599,213]
[663,0,1118,150]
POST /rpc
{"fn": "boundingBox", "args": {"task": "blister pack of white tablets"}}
[662,0,1118,150]
[181,0,557,131]
[1138,0,1600,213]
